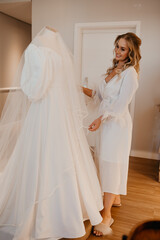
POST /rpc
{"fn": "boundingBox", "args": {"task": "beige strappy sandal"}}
[93,218,114,236]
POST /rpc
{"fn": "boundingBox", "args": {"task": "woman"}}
[83,32,141,236]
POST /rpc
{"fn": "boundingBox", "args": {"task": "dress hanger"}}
[46,26,57,33]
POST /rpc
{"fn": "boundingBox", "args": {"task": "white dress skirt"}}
[0,29,103,240]
[94,67,138,195]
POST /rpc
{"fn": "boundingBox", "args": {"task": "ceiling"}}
[0,1,31,24]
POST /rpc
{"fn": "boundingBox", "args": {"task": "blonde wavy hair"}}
[106,32,142,76]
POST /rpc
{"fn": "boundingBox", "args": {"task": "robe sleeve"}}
[92,84,103,104]
[20,44,54,101]
[101,67,138,121]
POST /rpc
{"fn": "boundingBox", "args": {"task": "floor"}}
[88,156,160,240]
[0,157,159,240]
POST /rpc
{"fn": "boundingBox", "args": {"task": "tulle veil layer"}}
[0,26,88,171]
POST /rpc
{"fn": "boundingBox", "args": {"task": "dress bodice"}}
[21,43,63,101]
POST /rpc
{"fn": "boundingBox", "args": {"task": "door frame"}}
[74,20,141,121]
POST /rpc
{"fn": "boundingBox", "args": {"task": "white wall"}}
[0,12,31,113]
[32,0,160,159]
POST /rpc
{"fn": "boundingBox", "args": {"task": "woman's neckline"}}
[104,66,133,84]
[104,73,117,84]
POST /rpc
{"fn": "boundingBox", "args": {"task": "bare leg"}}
[113,194,121,205]
[102,192,116,222]
[93,192,116,236]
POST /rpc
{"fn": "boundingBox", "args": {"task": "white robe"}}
[94,67,138,195]
[0,40,103,239]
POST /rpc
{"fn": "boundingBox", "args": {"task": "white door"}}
[74,22,140,146]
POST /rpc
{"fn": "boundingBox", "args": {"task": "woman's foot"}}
[93,216,113,236]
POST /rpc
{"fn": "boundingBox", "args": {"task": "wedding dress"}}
[0,27,103,240]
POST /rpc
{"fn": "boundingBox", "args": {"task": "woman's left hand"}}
[88,117,102,131]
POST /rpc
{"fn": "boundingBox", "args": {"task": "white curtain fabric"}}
[0,27,103,240]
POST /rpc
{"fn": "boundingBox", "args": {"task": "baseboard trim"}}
[130,150,160,160]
